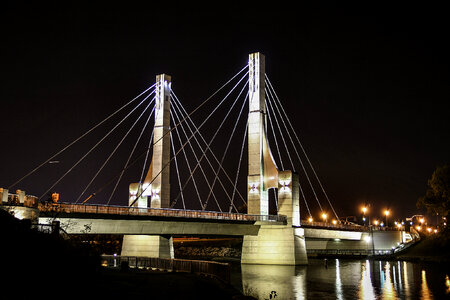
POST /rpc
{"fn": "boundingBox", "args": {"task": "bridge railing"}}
[301,220,366,231]
[307,249,395,256]
[37,202,287,223]
[300,220,404,232]
[101,255,231,283]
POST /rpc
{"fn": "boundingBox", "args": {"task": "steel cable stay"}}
[168,74,248,212]
[264,92,285,170]
[265,86,313,218]
[171,93,247,210]
[265,74,339,220]
[80,65,248,205]
[203,89,249,211]
[171,103,222,212]
[170,131,186,210]
[264,88,313,217]
[107,105,157,205]
[75,98,155,204]
[229,119,248,213]
[265,78,324,213]
[171,98,234,211]
[126,67,249,207]
[8,82,157,190]
[169,75,245,210]
[265,89,295,171]
[265,84,323,212]
[38,90,154,201]
[264,88,312,217]
[76,98,154,204]
[169,104,206,210]
[170,93,244,212]
[139,119,156,184]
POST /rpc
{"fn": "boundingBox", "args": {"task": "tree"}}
[417,164,450,218]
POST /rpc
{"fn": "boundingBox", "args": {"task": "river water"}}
[229,259,450,299]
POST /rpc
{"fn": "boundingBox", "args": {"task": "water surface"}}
[230,259,449,299]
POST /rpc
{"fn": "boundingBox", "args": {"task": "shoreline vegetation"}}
[391,231,450,263]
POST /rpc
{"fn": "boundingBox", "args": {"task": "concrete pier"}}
[242,225,308,265]
[121,235,174,258]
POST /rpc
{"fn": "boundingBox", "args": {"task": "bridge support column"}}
[277,170,300,226]
[241,225,307,265]
[121,235,174,259]
[122,74,173,259]
[242,170,307,265]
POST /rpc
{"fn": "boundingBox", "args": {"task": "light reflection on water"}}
[237,259,449,299]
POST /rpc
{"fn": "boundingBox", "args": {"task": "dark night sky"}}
[1,2,449,221]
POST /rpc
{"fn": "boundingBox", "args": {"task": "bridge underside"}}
[36,214,405,262]
[38,216,262,236]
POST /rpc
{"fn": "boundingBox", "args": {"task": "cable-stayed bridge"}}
[1,53,408,265]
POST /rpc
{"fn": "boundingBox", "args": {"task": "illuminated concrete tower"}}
[128,74,171,208]
[247,52,278,216]
[146,74,171,208]
[242,52,307,265]
[122,74,173,259]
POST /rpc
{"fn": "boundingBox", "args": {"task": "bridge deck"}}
[37,202,286,223]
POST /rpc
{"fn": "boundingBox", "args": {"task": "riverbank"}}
[392,231,450,263]
[0,209,252,300]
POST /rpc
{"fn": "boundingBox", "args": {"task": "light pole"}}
[362,206,368,226]
[321,212,328,223]
[384,210,390,228]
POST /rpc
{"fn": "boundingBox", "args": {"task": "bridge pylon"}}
[247,52,278,216]
[122,74,174,259]
[128,74,171,209]
[242,52,307,265]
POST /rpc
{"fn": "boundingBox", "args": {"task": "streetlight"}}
[362,206,368,226]
[321,212,328,223]
[384,210,390,227]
